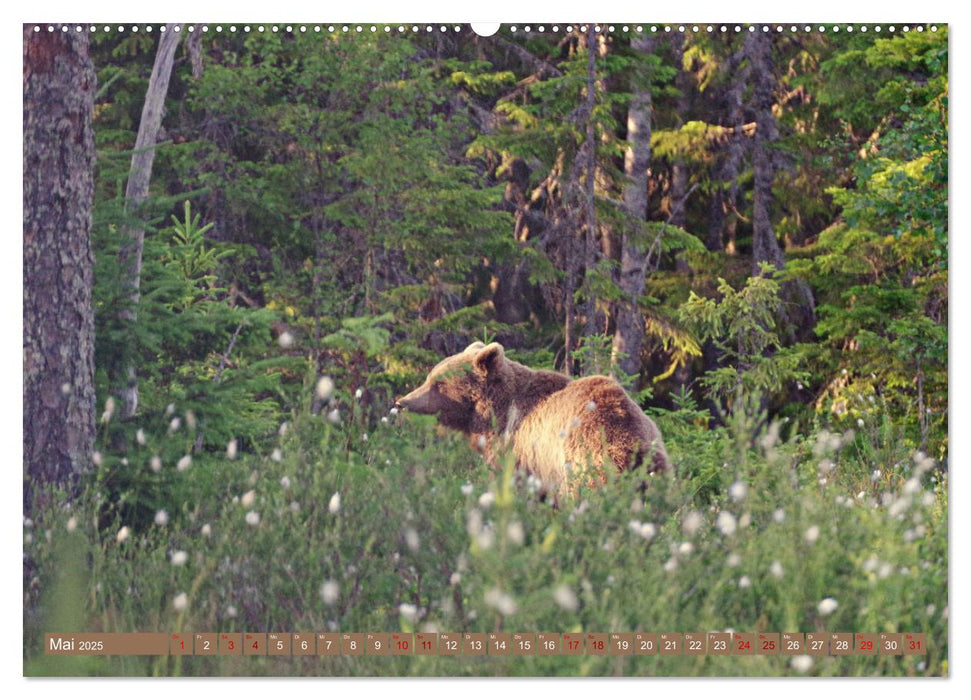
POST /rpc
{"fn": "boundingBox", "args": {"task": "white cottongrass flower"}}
[738,512,751,529]
[100,397,116,423]
[154,510,169,526]
[320,580,339,605]
[682,510,703,536]
[245,510,260,526]
[278,331,294,348]
[165,403,175,416]
[728,481,748,502]
[328,492,341,514]
[177,455,192,472]
[226,605,238,618]
[399,603,419,622]
[278,421,289,436]
[678,541,695,556]
[770,561,784,579]
[327,408,341,425]
[478,491,495,509]
[405,527,420,552]
[716,511,737,536]
[227,439,238,460]
[507,521,525,546]
[772,508,786,523]
[389,407,399,416]
[552,585,578,612]
[171,551,188,566]
[136,428,147,446]
[173,593,188,612]
[116,526,131,543]
[241,490,256,508]
[450,572,462,586]
[726,552,741,568]
[817,597,838,616]
[476,527,495,550]
[92,451,103,467]
[186,411,197,430]
[355,387,364,400]
[484,588,517,616]
[467,509,483,537]
[628,520,657,541]
[739,575,752,588]
[316,376,335,401]
[168,417,182,435]
[804,525,820,544]
[150,455,162,472]
[461,483,474,496]
[201,524,212,538]
[857,418,865,428]
[902,478,921,496]
[790,655,814,673]
[663,558,678,573]
[66,516,77,533]
[271,448,282,463]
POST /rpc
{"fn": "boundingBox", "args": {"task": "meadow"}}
[23,373,947,677]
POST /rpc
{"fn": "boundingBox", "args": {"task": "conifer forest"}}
[23,23,948,677]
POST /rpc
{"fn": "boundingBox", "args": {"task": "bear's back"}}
[510,375,668,497]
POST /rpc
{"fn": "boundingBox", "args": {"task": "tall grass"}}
[23,386,947,677]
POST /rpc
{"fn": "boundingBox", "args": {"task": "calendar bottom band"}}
[44,632,927,657]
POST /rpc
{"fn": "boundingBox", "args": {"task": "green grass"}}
[23,393,948,677]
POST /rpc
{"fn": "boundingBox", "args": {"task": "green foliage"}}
[26,27,949,678]
[24,392,947,677]
[678,268,810,409]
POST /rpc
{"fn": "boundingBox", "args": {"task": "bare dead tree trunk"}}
[117,24,183,418]
[611,34,655,380]
[23,25,97,509]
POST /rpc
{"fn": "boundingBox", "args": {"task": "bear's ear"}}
[473,342,505,377]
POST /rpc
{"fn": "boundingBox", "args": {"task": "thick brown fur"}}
[396,342,671,500]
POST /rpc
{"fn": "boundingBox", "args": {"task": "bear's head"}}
[395,341,506,432]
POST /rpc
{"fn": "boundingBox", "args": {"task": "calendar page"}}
[23,16,948,680]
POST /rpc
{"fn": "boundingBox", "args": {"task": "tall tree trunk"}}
[580,23,600,340]
[23,25,97,509]
[744,30,816,331]
[562,24,599,375]
[745,30,786,274]
[117,24,183,418]
[612,34,655,380]
[711,46,746,254]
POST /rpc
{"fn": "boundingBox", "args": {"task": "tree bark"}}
[117,24,183,418]
[23,25,97,509]
[580,23,600,340]
[612,34,655,380]
[745,30,786,274]
[709,46,746,254]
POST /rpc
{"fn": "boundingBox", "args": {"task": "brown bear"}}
[395,341,670,500]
